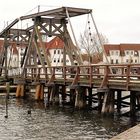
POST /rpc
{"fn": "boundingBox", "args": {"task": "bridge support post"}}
[75,86,86,109]
[16,84,25,98]
[47,85,60,105]
[70,88,76,106]
[130,91,136,116]
[136,92,140,109]
[101,89,115,115]
[35,84,44,100]
[47,86,53,104]
[98,92,104,113]
[54,84,60,105]
[61,85,66,104]
[117,90,122,113]
[88,87,92,108]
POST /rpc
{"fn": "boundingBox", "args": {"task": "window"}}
[54,50,56,54]
[135,59,137,63]
[126,59,129,63]
[126,51,129,55]
[110,51,114,55]
[54,58,56,63]
[116,51,119,56]
[131,51,133,55]
[58,59,60,63]
[116,59,118,64]
[111,59,113,64]
[66,59,69,62]
[58,50,60,54]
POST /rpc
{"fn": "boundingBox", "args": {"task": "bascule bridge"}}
[0,7,139,116]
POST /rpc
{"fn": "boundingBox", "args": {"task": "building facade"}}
[46,37,71,66]
[103,44,140,64]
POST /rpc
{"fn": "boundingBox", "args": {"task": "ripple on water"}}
[0,98,139,140]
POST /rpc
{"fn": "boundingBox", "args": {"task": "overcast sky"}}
[0,0,140,44]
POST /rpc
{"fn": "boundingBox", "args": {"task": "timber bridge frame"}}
[0,7,139,116]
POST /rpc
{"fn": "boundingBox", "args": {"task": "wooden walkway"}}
[111,124,140,140]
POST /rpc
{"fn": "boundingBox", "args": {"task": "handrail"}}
[5,64,140,90]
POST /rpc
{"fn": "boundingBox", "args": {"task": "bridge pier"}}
[53,84,60,105]
[61,85,66,104]
[75,86,86,109]
[130,91,136,116]
[116,90,122,113]
[101,89,115,115]
[88,87,92,108]
[47,84,60,105]
[16,84,25,98]
[136,92,140,109]
[70,88,76,106]
[35,84,44,100]
[97,92,104,113]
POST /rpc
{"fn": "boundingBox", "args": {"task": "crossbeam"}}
[20,7,92,20]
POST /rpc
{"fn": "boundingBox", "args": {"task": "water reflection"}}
[0,98,139,140]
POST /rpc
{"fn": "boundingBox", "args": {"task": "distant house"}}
[46,37,71,66]
[103,44,140,64]
[0,40,19,75]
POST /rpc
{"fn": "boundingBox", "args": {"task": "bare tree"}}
[79,30,108,63]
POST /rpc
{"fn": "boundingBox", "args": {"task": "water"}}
[0,97,139,140]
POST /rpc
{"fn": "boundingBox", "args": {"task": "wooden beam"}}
[20,7,92,20]
[0,18,19,37]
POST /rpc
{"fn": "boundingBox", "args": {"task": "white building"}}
[46,37,71,66]
[0,36,75,76]
[103,44,140,64]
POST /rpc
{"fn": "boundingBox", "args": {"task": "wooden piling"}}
[35,84,44,100]
[16,84,25,98]
[54,84,60,105]
[117,90,122,113]
[40,85,44,100]
[136,92,140,109]
[70,88,76,106]
[75,86,86,109]
[101,89,115,115]
[35,84,41,100]
[130,91,136,116]
[98,92,104,113]
[47,85,60,105]
[61,85,66,104]
[88,87,92,108]
[108,90,115,114]
[47,86,53,104]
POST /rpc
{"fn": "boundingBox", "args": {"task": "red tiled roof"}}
[45,37,64,49]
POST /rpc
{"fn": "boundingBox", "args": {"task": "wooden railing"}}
[15,64,140,90]
[4,64,140,90]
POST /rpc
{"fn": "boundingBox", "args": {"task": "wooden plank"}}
[111,124,140,140]
[20,7,92,20]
